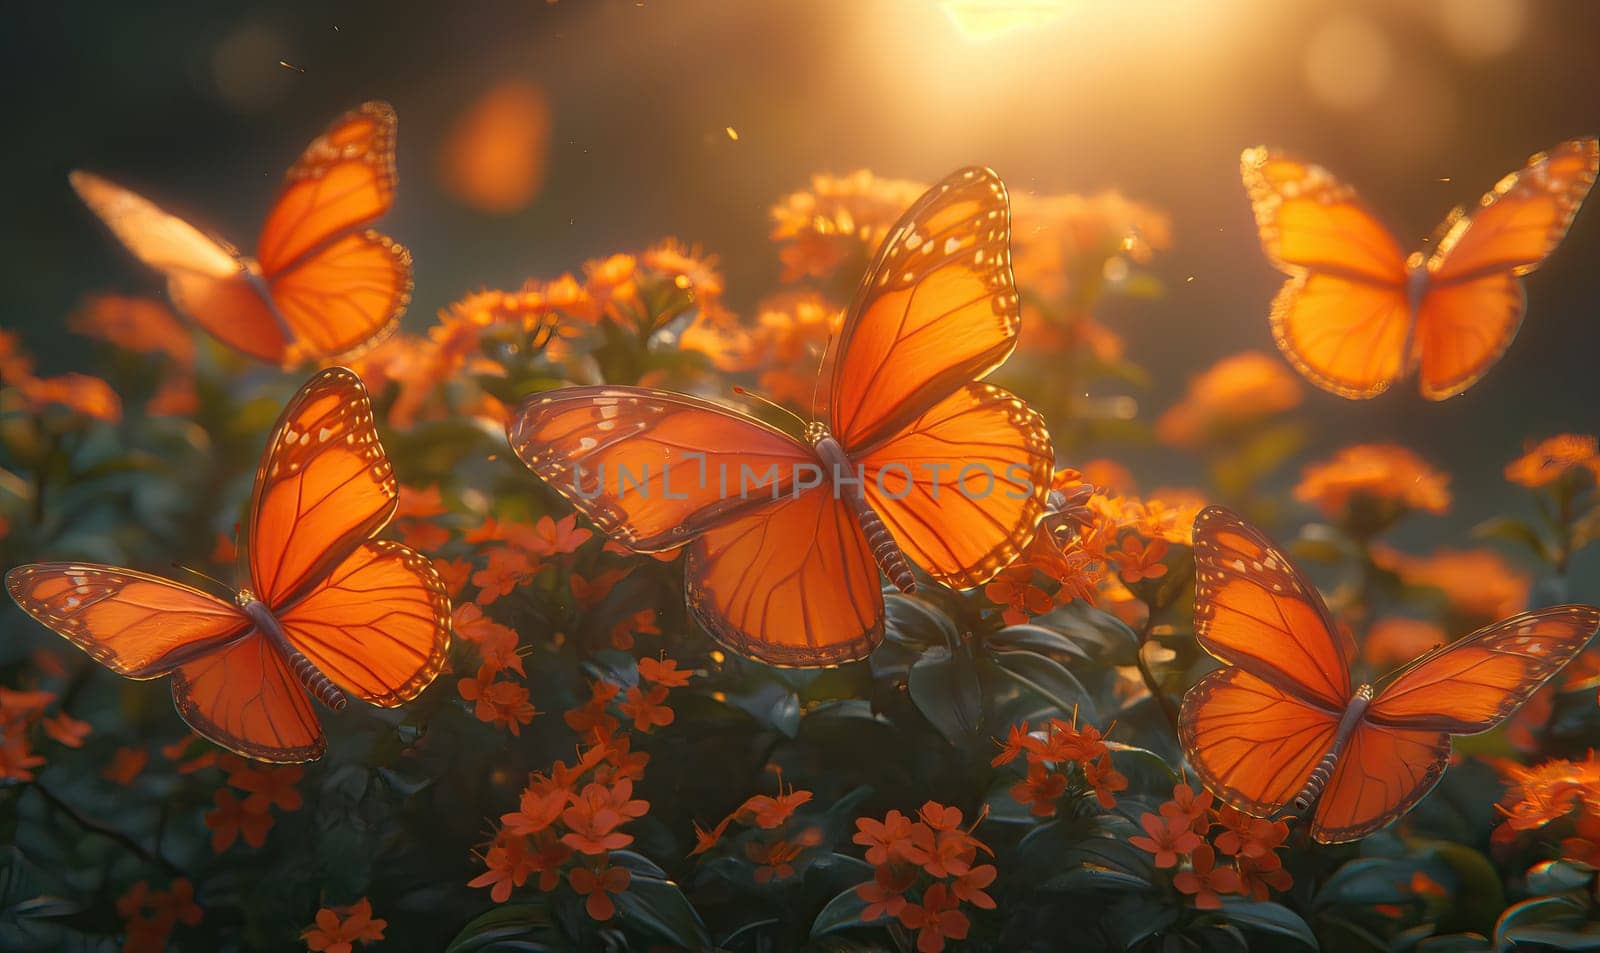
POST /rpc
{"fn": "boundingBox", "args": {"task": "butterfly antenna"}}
[172,562,233,595]
[732,386,807,431]
[808,332,834,424]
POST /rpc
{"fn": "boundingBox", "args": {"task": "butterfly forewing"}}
[248,367,397,609]
[5,564,250,678]
[829,167,1019,452]
[1191,506,1352,709]
[256,101,399,277]
[1367,605,1600,733]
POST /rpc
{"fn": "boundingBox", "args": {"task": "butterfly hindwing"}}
[1309,721,1449,844]
[170,632,327,763]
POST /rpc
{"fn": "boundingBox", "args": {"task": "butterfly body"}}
[1181,506,1599,842]
[9,368,450,762]
[510,168,1053,667]
[1242,138,1598,399]
[72,102,411,368]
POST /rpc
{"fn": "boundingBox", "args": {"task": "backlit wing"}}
[256,102,398,277]
[6,563,249,678]
[828,167,1018,451]
[1309,722,1449,844]
[266,230,411,364]
[170,633,326,763]
[1413,137,1599,399]
[1179,668,1338,817]
[249,367,397,608]
[69,171,294,365]
[1240,147,1412,399]
[506,386,819,552]
[275,540,451,706]
[1192,506,1352,709]
[1368,605,1600,733]
[685,489,882,667]
[858,382,1052,589]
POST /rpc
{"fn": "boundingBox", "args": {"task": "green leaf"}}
[1037,602,1140,666]
[1040,865,1154,893]
[1526,860,1596,896]
[810,884,883,938]
[1494,895,1596,952]
[445,903,566,953]
[883,594,960,650]
[612,865,711,948]
[1218,899,1319,950]
[988,624,1093,664]
[984,649,1095,724]
[909,645,983,746]
[1473,516,1553,561]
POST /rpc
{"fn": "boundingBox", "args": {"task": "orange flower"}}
[853,809,932,867]
[1130,812,1203,868]
[529,513,592,557]
[103,746,148,785]
[568,861,631,921]
[952,863,998,910]
[15,372,123,423]
[561,780,647,855]
[737,787,813,829]
[230,765,304,812]
[1237,855,1293,901]
[468,833,537,902]
[1160,783,1214,833]
[471,680,538,734]
[897,882,970,953]
[991,721,1041,767]
[1010,764,1068,817]
[1213,808,1289,864]
[41,711,91,748]
[1363,618,1448,669]
[1110,536,1169,584]
[637,656,692,687]
[1494,753,1600,834]
[502,787,569,837]
[70,294,194,365]
[0,734,45,781]
[1155,351,1303,448]
[1506,434,1600,488]
[619,684,674,732]
[746,837,806,882]
[434,558,473,598]
[303,897,386,953]
[1372,545,1530,621]
[205,789,273,853]
[1009,188,1172,303]
[609,609,661,651]
[565,681,622,737]
[1173,844,1241,910]
[984,566,1055,625]
[769,171,928,281]
[690,815,734,856]
[117,878,202,953]
[1083,754,1128,808]
[1295,444,1451,521]
[437,80,549,215]
[472,547,541,604]
[569,568,631,609]
[856,863,918,920]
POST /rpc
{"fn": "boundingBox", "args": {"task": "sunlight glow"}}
[938,0,1073,39]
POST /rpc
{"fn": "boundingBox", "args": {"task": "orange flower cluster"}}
[852,801,997,953]
[1505,434,1600,489]
[1009,189,1172,305]
[302,897,386,953]
[0,686,90,781]
[1155,351,1303,449]
[1362,617,1448,669]
[768,170,929,282]
[1371,544,1531,622]
[69,294,198,415]
[680,291,842,411]
[454,603,537,735]
[1128,783,1293,908]
[1295,444,1451,524]
[0,329,121,424]
[117,878,203,953]
[470,657,694,919]
[203,759,303,853]
[985,473,1102,624]
[993,716,1128,816]
[690,778,821,883]
[1493,753,1600,865]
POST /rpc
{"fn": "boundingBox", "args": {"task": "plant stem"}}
[29,780,182,877]
[1135,619,1181,739]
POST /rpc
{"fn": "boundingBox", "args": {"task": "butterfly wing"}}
[1413,137,1599,399]
[170,633,326,763]
[256,102,399,276]
[265,231,411,366]
[1309,722,1449,844]
[1367,605,1600,733]
[69,171,293,364]
[857,382,1052,588]
[506,386,883,665]
[6,563,249,678]
[828,167,1018,451]
[1240,148,1412,399]
[248,367,397,608]
[1191,506,1352,709]
[273,540,451,706]
[1179,667,1339,817]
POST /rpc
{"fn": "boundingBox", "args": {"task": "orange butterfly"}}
[71,101,410,368]
[1180,506,1599,843]
[1242,138,1598,400]
[6,368,450,762]
[507,167,1053,667]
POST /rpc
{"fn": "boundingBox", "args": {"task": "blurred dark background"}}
[3,0,1598,577]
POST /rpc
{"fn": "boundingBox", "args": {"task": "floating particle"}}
[725,126,739,141]
[278,60,305,72]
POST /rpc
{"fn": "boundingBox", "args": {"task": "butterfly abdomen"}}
[814,436,916,594]
[240,597,349,711]
[1290,684,1373,814]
